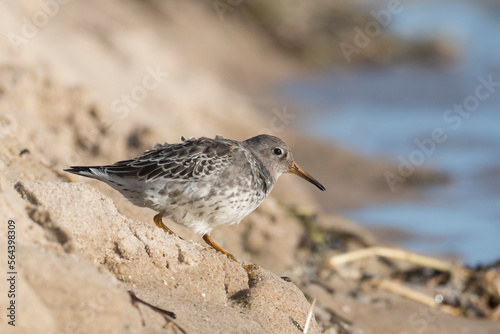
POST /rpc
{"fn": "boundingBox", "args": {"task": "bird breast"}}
[146,177,266,234]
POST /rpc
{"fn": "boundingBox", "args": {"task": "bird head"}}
[244,135,326,191]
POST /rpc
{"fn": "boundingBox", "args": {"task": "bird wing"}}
[102,137,235,182]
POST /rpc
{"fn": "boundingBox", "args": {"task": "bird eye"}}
[273,148,283,155]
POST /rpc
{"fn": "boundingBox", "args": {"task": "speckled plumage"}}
[65,134,325,261]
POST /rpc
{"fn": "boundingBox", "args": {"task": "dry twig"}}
[303,298,316,333]
[329,247,466,273]
[375,279,462,317]
[328,247,472,318]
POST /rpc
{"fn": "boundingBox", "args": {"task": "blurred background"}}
[280,0,500,265]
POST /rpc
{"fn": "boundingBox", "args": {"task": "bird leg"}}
[202,234,239,263]
[154,221,259,272]
[153,213,175,234]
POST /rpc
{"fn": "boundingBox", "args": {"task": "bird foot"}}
[201,234,259,273]
[153,214,175,234]
[224,253,239,263]
[242,263,259,272]
[242,263,260,282]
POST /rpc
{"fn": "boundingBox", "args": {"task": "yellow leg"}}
[202,234,239,263]
[153,213,175,234]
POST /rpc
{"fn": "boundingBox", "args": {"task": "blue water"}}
[283,0,500,265]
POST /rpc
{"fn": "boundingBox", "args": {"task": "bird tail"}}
[64,166,109,181]
[64,165,150,209]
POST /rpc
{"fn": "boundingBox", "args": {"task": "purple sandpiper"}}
[65,134,325,263]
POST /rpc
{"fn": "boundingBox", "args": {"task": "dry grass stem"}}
[329,247,466,273]
[303,297,317,333]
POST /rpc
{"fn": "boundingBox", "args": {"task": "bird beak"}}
[289,161,326,191]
